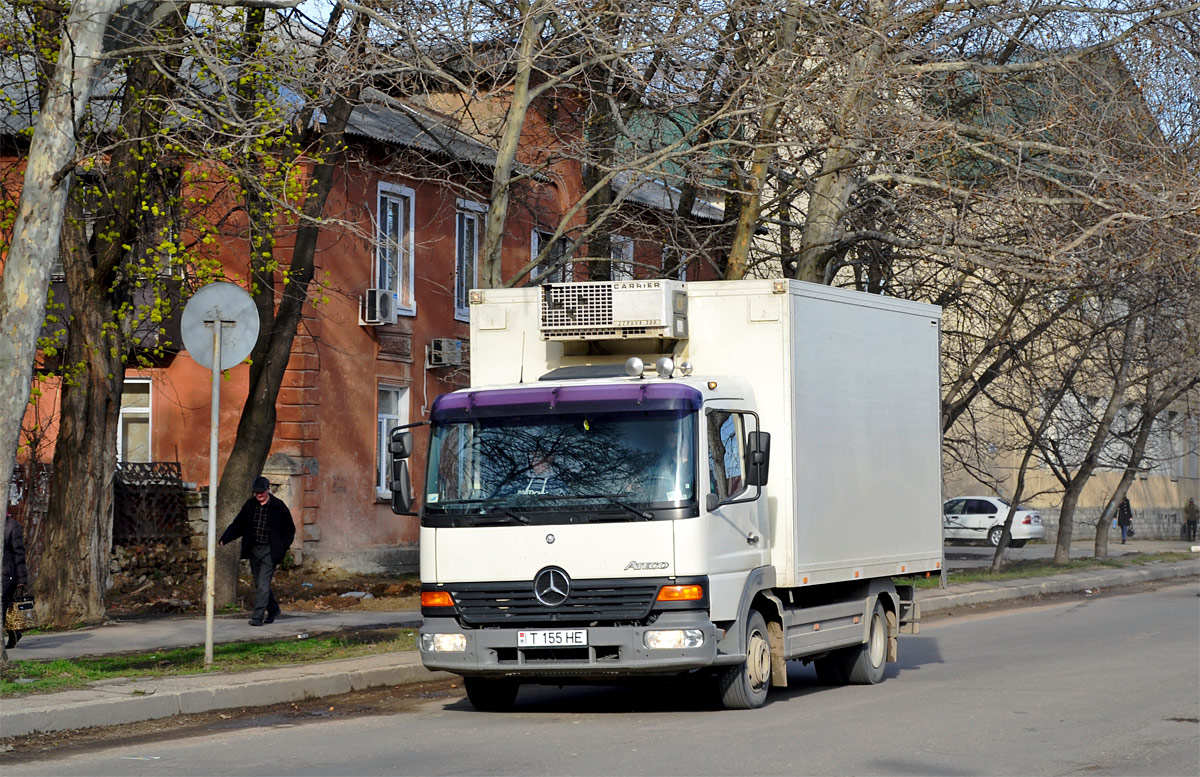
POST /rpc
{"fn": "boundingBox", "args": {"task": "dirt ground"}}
[105,556,421,619]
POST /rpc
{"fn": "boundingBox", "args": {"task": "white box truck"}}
[389,279,944,710]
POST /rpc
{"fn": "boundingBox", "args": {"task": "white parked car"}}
[943,496,1045,548]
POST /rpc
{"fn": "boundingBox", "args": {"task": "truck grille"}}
[450,578,663,626]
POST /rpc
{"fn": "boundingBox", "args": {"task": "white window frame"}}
[663,245,689,281]
[377,385,410,498]
[118,378,152,463]
[531,229,573,284]
[455,200,486,321]
[610,235,634,280]
[376,182,417,316]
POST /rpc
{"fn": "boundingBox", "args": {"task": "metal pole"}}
[204,319,223,666]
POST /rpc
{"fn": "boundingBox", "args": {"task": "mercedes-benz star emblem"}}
[545,533,555,544]
[533,567,570,607]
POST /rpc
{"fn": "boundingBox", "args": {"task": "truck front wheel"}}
[463,676,519,712]
[717,609,771,710]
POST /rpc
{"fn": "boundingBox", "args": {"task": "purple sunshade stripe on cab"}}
[432,382,701,416]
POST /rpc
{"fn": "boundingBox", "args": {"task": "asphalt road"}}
[7,580,1198,777]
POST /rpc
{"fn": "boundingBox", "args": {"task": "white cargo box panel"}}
[683,280,943,587]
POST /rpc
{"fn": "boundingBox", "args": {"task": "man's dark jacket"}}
[220,495,296,566]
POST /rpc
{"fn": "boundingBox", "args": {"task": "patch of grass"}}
[0,628,416,697]
[914,551,1194,588]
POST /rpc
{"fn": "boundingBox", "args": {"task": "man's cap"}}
[252,476,271,493]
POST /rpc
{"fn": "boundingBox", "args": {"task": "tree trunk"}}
[480,2,548,287]
[214,82,359,603]
[38,279,122,625]
[0,0,121,650]
[795,144,858,283]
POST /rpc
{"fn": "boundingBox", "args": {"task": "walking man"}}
[1185,498,1198,543]
[220,476,296,626]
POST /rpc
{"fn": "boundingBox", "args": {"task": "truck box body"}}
[400,279,944,709]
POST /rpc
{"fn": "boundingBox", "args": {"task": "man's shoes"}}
[248,618,264,626]
[264,606,280,624]
[4,630,18,649]
[264,613,276,624]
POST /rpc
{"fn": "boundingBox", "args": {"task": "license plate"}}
[517,629,588,648]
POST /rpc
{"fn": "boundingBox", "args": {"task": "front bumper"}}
[419,611,721,679]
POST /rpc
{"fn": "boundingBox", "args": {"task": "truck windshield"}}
[424,409,696,515]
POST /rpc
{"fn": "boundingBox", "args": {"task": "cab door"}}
[703,404,770,619]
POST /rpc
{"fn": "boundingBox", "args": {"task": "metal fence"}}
[113,462,190,546]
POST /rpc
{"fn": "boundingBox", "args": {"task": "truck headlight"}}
[643,629,705,650]
[421,633,467,652]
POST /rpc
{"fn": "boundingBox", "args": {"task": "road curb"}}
[1,655,453,739]
[919,559,1199,614]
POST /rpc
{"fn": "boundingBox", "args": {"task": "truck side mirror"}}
[390,429,413,458]
[745,431,771,487]
[390,459,414,515]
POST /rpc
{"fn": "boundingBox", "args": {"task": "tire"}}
[845,600,888,685]
[716,609,771,709]
[1009,539,1026,548]
[463,676,519,712]
[988,526,1004,547]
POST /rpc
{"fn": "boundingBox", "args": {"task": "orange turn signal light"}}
[656,584,704,602]
[421,591,454,608]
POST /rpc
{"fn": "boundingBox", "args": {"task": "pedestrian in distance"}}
[219,476,296,626]
[1116,497,1133,544]
[3,513,30,649]
[1185,498,1198,543]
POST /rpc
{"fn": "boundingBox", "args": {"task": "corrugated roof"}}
[346,100,501,168]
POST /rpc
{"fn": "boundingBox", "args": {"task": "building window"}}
[119,379,152,463]
[531,230,573,284]
[455,200,485,320]
[376,183,416,316]
[377,385,410,497]
[663,245,689,280]
[611,235,634,280]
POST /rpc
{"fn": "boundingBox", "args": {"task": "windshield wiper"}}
[468,508,529,526]
[577,495,653,521]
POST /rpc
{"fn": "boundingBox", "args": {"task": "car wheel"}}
[716,609,771,709]
[463,676,519,712]
[988,526,1004,547]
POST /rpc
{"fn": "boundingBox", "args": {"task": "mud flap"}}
[768,619,787,687]
[885,608,899,663]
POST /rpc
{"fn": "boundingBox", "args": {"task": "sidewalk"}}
[2,547,1196,739]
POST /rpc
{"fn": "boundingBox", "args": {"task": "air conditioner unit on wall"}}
[359,288,397,326]
[428,337,465,367]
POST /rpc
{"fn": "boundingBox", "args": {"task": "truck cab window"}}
[707,410,746,501]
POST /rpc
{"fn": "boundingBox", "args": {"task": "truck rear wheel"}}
[463,676,519,712]
[846,600,888,685]
[717,610,771,710]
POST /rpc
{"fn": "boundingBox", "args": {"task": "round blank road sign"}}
[181,282,260,370]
